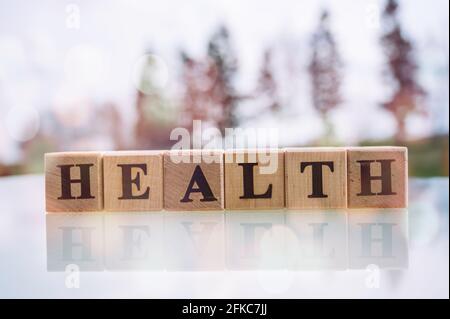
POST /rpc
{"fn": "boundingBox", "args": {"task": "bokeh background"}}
[0,0,448,177]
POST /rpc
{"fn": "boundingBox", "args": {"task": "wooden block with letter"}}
[103,151,163,211]
[224,149,285,210]
[164,150,224,210]
[45,152,103,212]
[285,147,347,209]
[347,147,408,208]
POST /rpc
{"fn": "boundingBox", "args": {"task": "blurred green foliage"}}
[361,134,449,177]
[2,135,448,177]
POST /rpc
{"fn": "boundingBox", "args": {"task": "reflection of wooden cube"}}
[164,150,224,211]
[347,209,409,269]
[164,212,225,270]
[285,148,347,209]
[104,212,164,270]
[347,147,408,208]
[45,152,103,212]
[224,150,285,210]
[46,213,104,271]
[103,151,163,211]
[225,212,286,270]
[285,211,348,270]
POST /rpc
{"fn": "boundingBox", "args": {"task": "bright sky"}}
[0,0,448,161]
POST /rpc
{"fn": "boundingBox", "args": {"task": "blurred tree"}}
[256,48,280,112]
[380,0,426,143]
[207,25,239,132]
[179,26,241,133]
[0,163,21,176]
[135,88,175,149]
[179,50,211,130]
[308,10,342,143]
[135,51,177,149]
[97,102,124,150]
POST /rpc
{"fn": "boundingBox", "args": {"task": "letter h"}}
[57,164,95,200]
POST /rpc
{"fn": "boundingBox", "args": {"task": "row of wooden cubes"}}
[45,147,408,212]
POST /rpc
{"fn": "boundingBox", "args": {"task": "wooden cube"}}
[45,152,103,212]
[103,151,163,211]
[347,147,408,208]
[164,150,224,210]
[285,148,347,209]
[224,149,285,210]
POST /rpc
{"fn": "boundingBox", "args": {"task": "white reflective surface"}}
[0,176,448,298]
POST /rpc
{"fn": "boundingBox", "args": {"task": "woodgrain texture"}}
[285,148,347,209]
[45,152,103,212]
[103,151,163,211]
[164,150,224,211]
[347,147,408,208]
[224,149,285,210]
